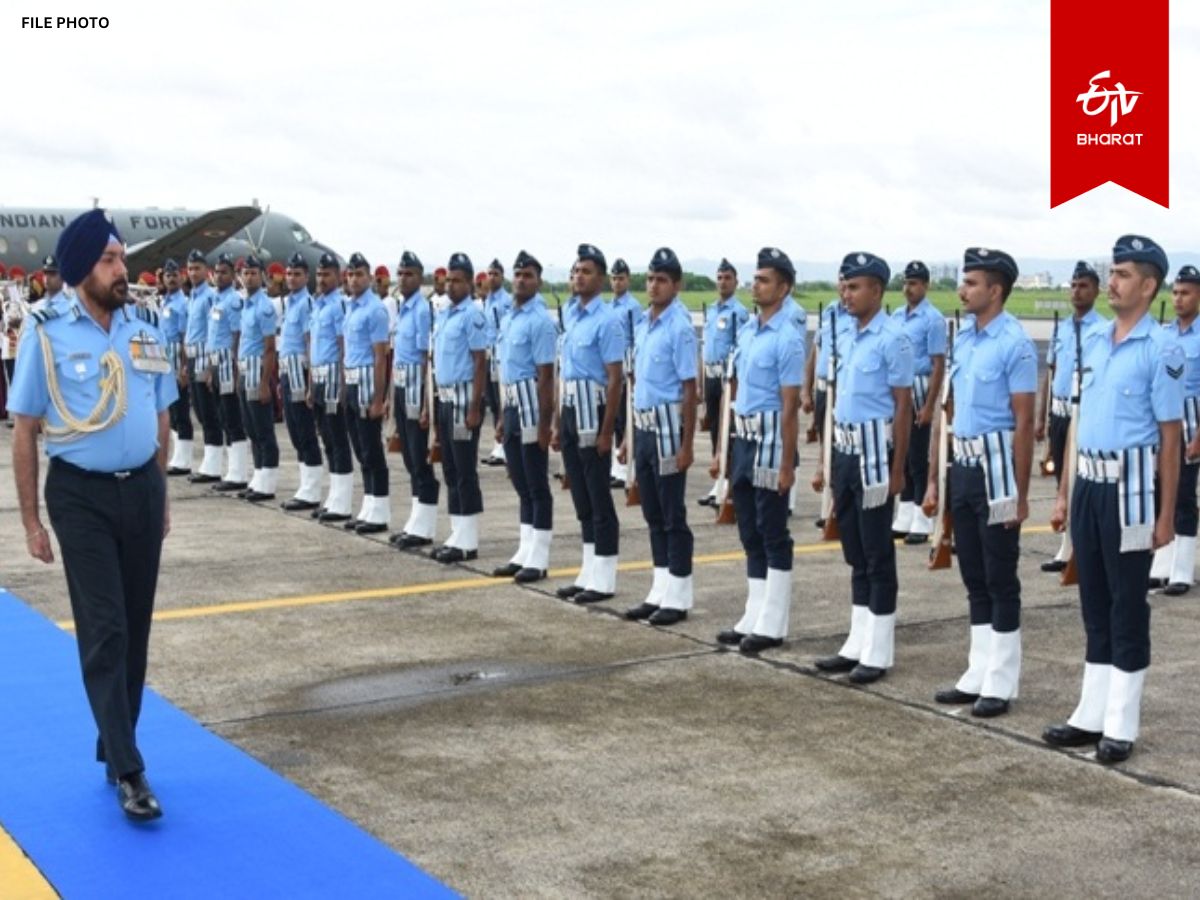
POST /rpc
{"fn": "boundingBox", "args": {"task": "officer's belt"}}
[1050,396,1072,418]
[437,382,472,403]
[833,418,894,509]
[633,402,682,432]
[953,430,1019,525]
[833,419,892,455]
[186,342,205,360]
[634,402,684,476]
[1076,451,1121,483]
[437,381,476,441]
[1077,445,1157,552]
[51,455,156,481]
[703,363,725,379]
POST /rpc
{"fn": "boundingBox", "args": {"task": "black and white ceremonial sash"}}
[912,375,930,413]
[502,378,540,444]
[239,355,264,396]
[563,379,606,448]
[736,411,785,490]
[165,339,183,378]
[634,402,683,476]
[1050,396,1072,419]
[209,348,237,395]
[281,354,307,402]
[833,418,893,509]
[185,342,206,379]
[393,362,423,419]
[1184,396,1200,460]
[1077,446,1157,552]
[953,430,1018,525]
[345,364,375,418]
[311,362,342,414]
[437,381,475,440]
[488,347,501,381]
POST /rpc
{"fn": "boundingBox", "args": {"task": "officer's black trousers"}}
[282,372,322,467]
[704,375,723,454]
[901,420,931,505]
[484,370,502,427]
[313,401,354,475]
[560,404,618,556]
[217,388,246,444]
[633,426,693,575]
[393,389,439,506]
[436,401,483,516]
[346,389,388,498]
[950,462,1021,632]
[239,389,279,470]
[1048,411,1070,488]
[168,381,193,441]
[1070,479,1152,671]
[832,447,898,615]
[1176,457,1199,537]
[45,458,164,779]
[189,375,222,446]
[731,437,792,578]
[502,405,552,530]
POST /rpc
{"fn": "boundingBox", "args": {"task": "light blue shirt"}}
[609,291,644,346]
[1049,308,1105,399]
[160,289,188,343]
[310,290,345,367]
[703,296,750,363]
[781,296,807,335]
[185,282,215,348]
[343,289,390,366]
[733,310,805,415]
[434,298,489,385]
[499,294,557,383]
[238,289,277,359]
[892,298,947,377]
[562,296,624,383]
[815,301,854,381]
[393,289,432,365]
[1078,313,1183,451]
[206,285,242,352]
[484,287,512,345]
[9,298,177,470]
[834,309,914,424]
[280,288,313,356]
[950,311,1037,438]
[633,298,698,409]
[1165,317,1200,398]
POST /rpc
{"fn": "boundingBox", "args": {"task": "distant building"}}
[1015,271,1054,289]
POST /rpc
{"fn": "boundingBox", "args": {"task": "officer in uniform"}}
[608,258,643,487]
[37,254,70,311]
[431,253,489,562]
[1038,261,1104,573]
[699,258,750,508]
[814,253,913,681]
[923,248,1036,718]
[10,209,176,820]
[309,252,356,522]
[207,253,251,491]
[1044,235,1183,763]
[490,251,558,582]
[1149,264,1200,595]
[184,249,225,483]
[236,256,280,501]
[389,250,441,549]
[890,261,945,545]
[278,253,325,511]
[482,259,512,466]
[341,253,392,534]
[553,244,625,603]
[159,258,193,475]
[715,248,804,652]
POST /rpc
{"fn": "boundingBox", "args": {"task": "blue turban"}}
[56,208,124,286]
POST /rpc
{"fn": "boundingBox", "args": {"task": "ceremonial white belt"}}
[1078,445,1158,552]
[346,364,376,417]
[186,342,205,360]
[736,411,786,490]
[703,362,725,379]
[1076,451,1121,483]
[210,347,237,395]
[735,413,765,440]
[310,362,342,414]
[833,417,893,509]
[1050,396,1072,418]
[634,402,684,476]
[502,377,541,444]
[953,430,1018,525]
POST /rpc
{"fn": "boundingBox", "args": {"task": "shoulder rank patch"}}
[1167,364,1184,380]
[31,308,62,325]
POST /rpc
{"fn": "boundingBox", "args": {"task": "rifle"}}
[806,301,822,444]
[715,314,738,524]
[554,296,570,490]
[1059,315,1084,586]
[1039,309,1059,477]
[821,305,840,541]
[928,313,958,570]
[699,302,709,431]
[427,307,441,463]
[624,308,640,506]
[1159,300,1166,325]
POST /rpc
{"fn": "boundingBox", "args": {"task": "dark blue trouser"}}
[901,421,930,505]
[1176,456,1199,537]
[436,400,482,516]
[731,437,792,578]
[239,388,280,470]
[832,447,897,615]
[313,399,354,475]
[634,426,693,576]
[1071,479,1152,671]
[503,405,551,530]
[189,373,222,446]
[950,462,1021,632]
[393,388,439,505]
[282,372,322,467]
[347,388,388,497]
[560,404,618,556]
[704,375,723,454]
[169,382,193,441]
[1048,412,1070,487]
[217,388,246,444]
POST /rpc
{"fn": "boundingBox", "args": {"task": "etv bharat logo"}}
[1076,70,1144,145]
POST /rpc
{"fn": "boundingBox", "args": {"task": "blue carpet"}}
[0,589,456,899]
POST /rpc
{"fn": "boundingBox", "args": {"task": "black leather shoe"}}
[492,562,522,578]
[609,477,625,489]
[1042,723,1103,747]
[319,511,350,523]
[848,664,886,684]
[393,533,432,549]
[1096,737,1134,763]
[355,522,388,535]
[311,508,325,519]
[235,487,252,498]
[648,608,687,626]
[342,518,362,530]
[282,498,319,512]
[814,654,857,673]
[1164,581,1191,596]
[971,697,1010,718]
[574,589,613,604]
[167,466,191,477]
[244,491,275,502]
[1148,577,1166,589]
[213,480,248,492]
[624,602,659,620]
[434,547,478,564]
[814,518,826,529]
[904,533,929,545]
[117,773,163,822]
[1041,559,1067,573]
[740,634,783,654]
[556,584,584,600]
[514,567,546,584]
[188,472,220,484]
[891,529,908,540]
[716,628,745,645]
[935,687,979,704]
[696,495,716,507]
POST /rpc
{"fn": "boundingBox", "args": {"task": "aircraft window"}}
[291,225,311,244]
[26,237,38,255]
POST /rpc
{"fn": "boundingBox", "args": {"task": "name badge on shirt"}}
[129,332,171,374]
[718,317,728,330]
[211,309,222,321]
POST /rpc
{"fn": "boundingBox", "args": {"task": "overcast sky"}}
[3,0,1198,275]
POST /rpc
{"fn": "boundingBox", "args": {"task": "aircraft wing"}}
[126,206,261,275]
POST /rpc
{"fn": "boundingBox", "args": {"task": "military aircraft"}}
[0,202,341,279]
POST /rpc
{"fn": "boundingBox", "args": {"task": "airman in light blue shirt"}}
[734,310,805,415]
[634,297,698,409]
[835,309,914,424]
[951,311,1037,438]
[500,293,557,383]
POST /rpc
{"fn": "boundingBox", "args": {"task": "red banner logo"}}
[1050,0,1169,208]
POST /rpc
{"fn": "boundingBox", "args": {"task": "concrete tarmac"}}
[3,419,1200,898]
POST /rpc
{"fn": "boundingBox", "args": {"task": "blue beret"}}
[398,251,422,272]
[347,252,370,271]
[904,260,929,281]
[41,253,59,273]
[577,244,607,272]
[215,252,235,268]
[487,258,504,274]
[757,247,795,280]
[841,251,890,285]
[162,258,180,274]
[187,248,207,264]
[286,252,308,270]
[611,258,630,276]
[244,254,264,271]
[717,257,737,275]
[647,247,681,279]
[317,252,339,270]
[1072,260,1099,283]
[1176,265,1200,285]
[513,250,542,274]
[448,252,473,278]
[55,208,124,287]
[1113,234,1168,280]
[962,247,1018,283]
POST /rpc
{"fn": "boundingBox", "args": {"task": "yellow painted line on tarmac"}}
[56,524,1056,629]
[0,826,56,899]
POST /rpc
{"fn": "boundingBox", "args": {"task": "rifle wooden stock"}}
[715,374,735,525]
[805,422,818,444]
[426,356,441,464]
[928,319,956,570]
[820,313,839,541]
[624,315,639,507]
[1058,317,1083,587]
[555,299,570,490]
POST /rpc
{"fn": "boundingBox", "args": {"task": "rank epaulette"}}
[30,307,62,326]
